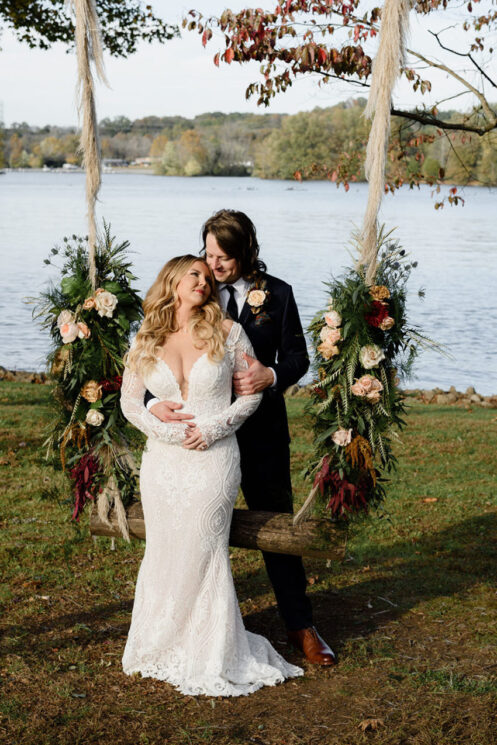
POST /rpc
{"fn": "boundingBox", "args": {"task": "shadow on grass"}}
[1,514,495,663]
[242,512,497,646]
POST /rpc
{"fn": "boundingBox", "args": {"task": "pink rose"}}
[77,322,91,339]
[324,310,342,328]
[366,390,382,404]
[351,375,383,398]
[319,326,341,343]
[60,322,79,344]
[332,428,353,447]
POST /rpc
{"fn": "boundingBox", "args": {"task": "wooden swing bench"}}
[90,502,347,560]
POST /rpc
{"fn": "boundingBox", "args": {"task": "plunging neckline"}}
[155,323,237,402]
[156,354,207,402]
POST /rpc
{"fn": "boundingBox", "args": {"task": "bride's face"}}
[176,261,213,308]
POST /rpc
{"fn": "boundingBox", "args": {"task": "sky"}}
[0,0,494,127]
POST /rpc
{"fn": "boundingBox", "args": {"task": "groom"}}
[146,209,336,666]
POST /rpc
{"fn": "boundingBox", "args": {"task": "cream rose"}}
[247,289,266,307]
[77,322,91,339]
[324,310,342,328]
[359,344,385,370]
[86,409,104,426]
[60,322,79,344]
[366,390,382,404]
[319,326,341,343]
[379,316,395,331]
[317,340,339,360]
[332,428,353,447]
[57,310,74,327]
[94,289,118,318]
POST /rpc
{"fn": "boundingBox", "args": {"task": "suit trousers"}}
[239,441,313,631]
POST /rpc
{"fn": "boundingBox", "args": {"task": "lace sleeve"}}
[120,365,187,445]
[197,324,262,448]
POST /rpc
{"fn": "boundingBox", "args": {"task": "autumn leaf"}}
[225,47,235,64]
[213,52,220,67]
[421,497,438,503]
[359,718,385,732]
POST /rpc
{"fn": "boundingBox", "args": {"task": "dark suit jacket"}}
[235,273,309,450]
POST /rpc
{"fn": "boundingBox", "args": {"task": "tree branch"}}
[406,48,497,126]
[390,108,494,135]
[429,30,497,89]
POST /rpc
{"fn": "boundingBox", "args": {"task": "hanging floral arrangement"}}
[33,224,143,536]
[299,229,437,523]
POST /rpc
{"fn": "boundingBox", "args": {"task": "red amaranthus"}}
[70,452,101,521]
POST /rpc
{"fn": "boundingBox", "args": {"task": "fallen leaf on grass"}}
[359,718,385,732]
[421,497,438,503]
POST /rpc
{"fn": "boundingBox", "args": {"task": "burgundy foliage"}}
[100,375,123,393]
[70,452,101,521]
[314,455,371,517]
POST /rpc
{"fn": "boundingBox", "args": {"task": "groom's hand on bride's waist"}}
[149,400,195,423]
[233,353,275,396]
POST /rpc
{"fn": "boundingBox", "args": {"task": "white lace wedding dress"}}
[120,322,303,696]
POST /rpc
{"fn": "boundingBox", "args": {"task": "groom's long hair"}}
[126,255,225,373]
[201,209,267,281]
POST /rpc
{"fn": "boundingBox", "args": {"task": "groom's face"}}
[205,233,241,285]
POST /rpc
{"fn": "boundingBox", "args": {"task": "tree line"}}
[2,99,496,185]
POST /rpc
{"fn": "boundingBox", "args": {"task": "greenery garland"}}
[34,224,143,535]
[304,228,436,521]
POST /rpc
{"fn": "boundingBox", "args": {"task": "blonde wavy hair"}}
[126,255,225,373]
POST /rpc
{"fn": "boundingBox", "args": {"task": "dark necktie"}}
[226,285,238,321]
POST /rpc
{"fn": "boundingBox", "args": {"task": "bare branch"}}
[429,30,497,89]
[390,108,494,135]
[406,48,497,126]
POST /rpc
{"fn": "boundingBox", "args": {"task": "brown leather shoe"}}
[287,627,337,666]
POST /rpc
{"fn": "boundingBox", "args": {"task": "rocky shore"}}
[285,383,497,408]
[1,366,496,408]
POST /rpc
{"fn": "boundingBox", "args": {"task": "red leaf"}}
[344,183,350,192]
[213,53,220,67]
[202,30,208,47]
[294,170,302,181]
[317,47,327,65]
[225,47,235,64]
[331,170,337,182]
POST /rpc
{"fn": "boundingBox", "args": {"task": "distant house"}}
[102,158,129,168]
[130,157,159,167]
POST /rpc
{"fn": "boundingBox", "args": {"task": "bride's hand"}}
[182,425,207,450]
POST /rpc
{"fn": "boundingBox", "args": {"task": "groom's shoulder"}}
[260,272,293,296]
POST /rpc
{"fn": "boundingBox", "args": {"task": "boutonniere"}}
[246,278,271,325]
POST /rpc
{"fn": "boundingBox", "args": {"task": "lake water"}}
[1,171,496,393]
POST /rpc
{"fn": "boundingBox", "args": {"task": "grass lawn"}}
[1,381,496,745]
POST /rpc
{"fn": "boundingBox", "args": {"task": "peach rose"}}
[319,326,341,343]
[359,344,385,370]
[94,289,118,318]
[77,322,91,339]
[83,297,95,311]
[379,316,395,331]
[370,285,390,301]
[317,340,340,360]
[57,310,74,327]
[332,428,353,447]
[60,322,79,344]
[366,390,382,404]
[324,310,342,328]
[86,409,104,426]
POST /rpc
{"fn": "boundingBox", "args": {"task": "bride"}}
[120,254,303,696]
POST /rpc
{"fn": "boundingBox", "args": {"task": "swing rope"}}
[358,0,413,286]
[294,0,413,526]
[70,0,107,290]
